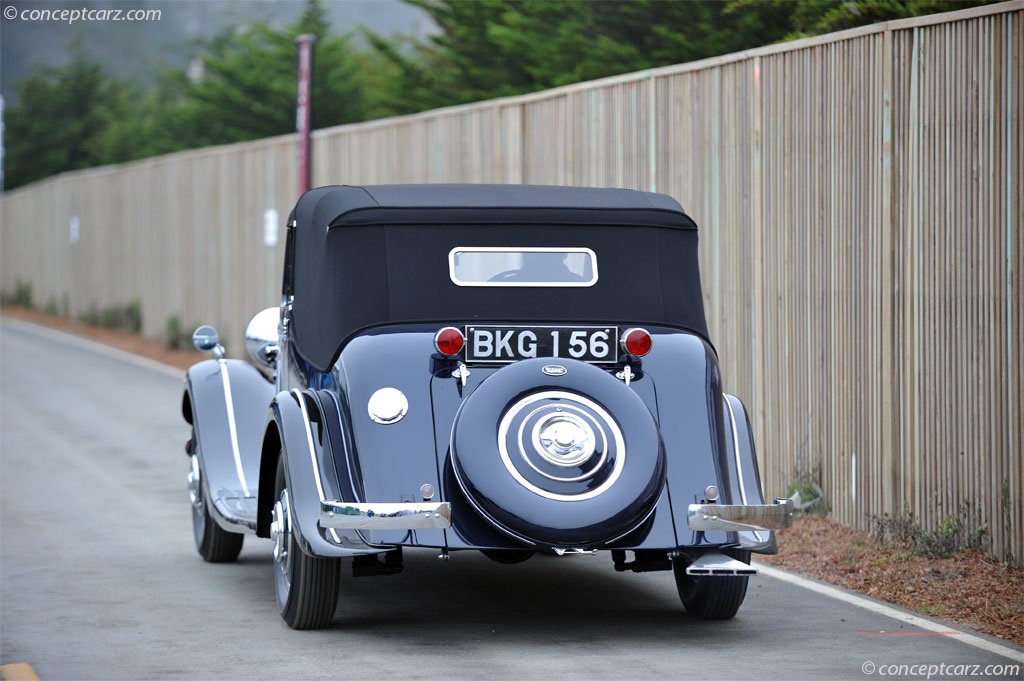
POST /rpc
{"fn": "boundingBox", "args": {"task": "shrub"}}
[871,503,988,558]
[79,300,143,333]
[0,280,34,308]
[786,465,829,514]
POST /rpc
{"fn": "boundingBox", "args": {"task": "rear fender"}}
[256,390,378,558]
[719,394,778,554]
[183,359,274,532]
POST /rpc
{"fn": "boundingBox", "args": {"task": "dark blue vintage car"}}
[182,184,792,629]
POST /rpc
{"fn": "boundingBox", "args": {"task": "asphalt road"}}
[2,319,1021,681]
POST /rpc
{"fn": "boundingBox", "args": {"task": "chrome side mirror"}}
[193,325,224,359]
[245,307,280,371]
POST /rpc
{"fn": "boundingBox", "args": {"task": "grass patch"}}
[914,603,947,617]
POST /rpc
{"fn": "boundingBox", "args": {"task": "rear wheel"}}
[188,451,244,563]
[271,455,340,629]
[672,553,749,620]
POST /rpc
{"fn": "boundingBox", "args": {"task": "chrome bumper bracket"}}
[320,500,452,530]
[687,498,794,532]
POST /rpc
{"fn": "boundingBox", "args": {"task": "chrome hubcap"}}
[534,413,595,467]
[187,456,203,510]
[497,390,625,501]
[270,490,291,569]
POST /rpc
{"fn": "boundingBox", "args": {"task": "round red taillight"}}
[621,328,652,357]
[434,327,465,357]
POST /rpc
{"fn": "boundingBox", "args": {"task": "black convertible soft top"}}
[286,184,708,372]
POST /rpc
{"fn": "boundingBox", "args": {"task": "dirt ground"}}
[758,515,1022,646]
[3,305,1022,647]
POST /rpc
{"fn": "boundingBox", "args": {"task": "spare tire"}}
[452,358,665,547]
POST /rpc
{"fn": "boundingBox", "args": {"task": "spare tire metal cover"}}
[452,358,665,547]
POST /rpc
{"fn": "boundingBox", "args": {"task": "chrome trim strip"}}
[684,551,759,577]
[724,395,763,543]
[723,396,748,505]
[219,359,250,497]
[320,501,452,530]
[687,499,794,532]
[291,389,341,543]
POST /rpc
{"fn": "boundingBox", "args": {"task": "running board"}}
[211,496,258,533]
[684,552,758,577]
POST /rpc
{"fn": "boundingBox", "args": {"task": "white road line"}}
[758,563,1024,662]
[1,318,185,380]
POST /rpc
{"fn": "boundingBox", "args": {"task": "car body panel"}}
[183,358,273,532]
[249,320,778,555]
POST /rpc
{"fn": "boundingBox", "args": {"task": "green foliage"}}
[3,0,1003,189]
[781,0,1003,38]
[0,280,35,308]
[2,41,189,189]
[786,465,829,514]
[365,0,798,113]
[3,45,127,189]
[165,315,183,350]
[3,0,366,189]
[914,603,947,616]
[79,300,143,333]
[163,314,198,351]
[871,504,988,558]
[161,2,366,149]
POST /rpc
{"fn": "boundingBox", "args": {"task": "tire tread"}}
[198,517,244,563]
[275,455,340,630]
[672,554,749,620]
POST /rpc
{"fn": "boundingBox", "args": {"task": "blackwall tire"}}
[272,455,340,630]
[452,358,665,548]
[189,452,244,563]
[673,553,750,620]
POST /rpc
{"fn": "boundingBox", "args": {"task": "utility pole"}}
[295,34,315,195]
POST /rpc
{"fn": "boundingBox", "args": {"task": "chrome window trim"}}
[448,246,598,287]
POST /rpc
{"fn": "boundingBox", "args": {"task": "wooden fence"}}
[2,3,1021,560]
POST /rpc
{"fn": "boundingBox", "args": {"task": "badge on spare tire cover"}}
[541,365,567,376]
[451,357,666,548]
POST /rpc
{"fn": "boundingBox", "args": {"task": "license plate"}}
[464,326,619,364]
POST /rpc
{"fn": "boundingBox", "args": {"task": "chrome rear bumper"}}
[687,498,794,532]
[320,500,452,530]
